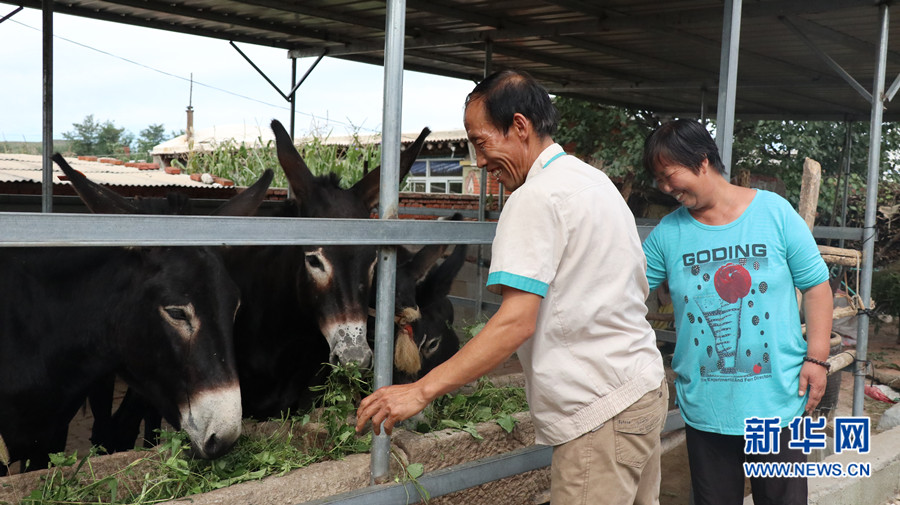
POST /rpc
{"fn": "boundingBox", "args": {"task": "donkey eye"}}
[165,307,188,320]
[420,335,440,357]
[306,254,325,271]
[159,304,197,342]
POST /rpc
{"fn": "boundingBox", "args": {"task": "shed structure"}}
[0,0,893,501]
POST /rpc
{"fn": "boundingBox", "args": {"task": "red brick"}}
[213,176,235,187]
[165,166,182,175]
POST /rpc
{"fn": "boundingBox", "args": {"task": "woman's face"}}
[652,160,705,209]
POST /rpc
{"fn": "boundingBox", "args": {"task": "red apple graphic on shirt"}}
[714,263,752,303]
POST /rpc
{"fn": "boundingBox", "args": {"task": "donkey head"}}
[270,119,430,368]
[409,241,466,379]
[371,214,465,382]
[53,154,272,458]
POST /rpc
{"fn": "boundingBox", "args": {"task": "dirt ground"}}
[34,318,900,503]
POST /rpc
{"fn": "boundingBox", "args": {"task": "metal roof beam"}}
[784,15,900,66]
[544,0,868,88]
[288,19,610,58]
[82,0,364,46]
[781,17,873,104]
[0,5,22,24]
[488,42,653,84]
[407,0,503,29]
[547,35,718,80]
[546,0,878,28]
[236,0,386,31]
[11,0,301,49]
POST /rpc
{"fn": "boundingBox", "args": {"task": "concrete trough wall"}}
[0,411,547,505]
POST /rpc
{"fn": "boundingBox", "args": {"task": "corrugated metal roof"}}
[0,154,231,189]
[4,0,895,121]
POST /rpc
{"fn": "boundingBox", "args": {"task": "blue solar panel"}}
[410,160,462,176]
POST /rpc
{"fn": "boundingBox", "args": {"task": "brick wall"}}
[397,192,501,220]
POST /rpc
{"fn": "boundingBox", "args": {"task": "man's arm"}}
[356,286,541,435]
[799,280,834,413]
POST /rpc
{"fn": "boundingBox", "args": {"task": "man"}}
[356,69,667,504]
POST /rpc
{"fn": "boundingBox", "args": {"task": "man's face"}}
[463,99,531,192]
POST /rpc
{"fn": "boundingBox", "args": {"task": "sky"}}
[0,7,477,143]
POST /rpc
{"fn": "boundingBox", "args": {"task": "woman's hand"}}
[799,360,828,413]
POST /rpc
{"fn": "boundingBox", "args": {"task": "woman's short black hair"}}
[642,119,726,175]
[465,69,559,137]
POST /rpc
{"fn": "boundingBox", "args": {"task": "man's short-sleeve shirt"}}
[487,143,664,446]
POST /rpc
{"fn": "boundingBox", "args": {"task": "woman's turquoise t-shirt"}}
[643,190,829,435]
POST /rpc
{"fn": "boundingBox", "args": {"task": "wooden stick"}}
[799,158,822,231]
[820,254,864,267]
[827,349,856,375]
[818,245,862,258]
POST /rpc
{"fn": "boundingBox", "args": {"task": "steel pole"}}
[475,42,493,318]
[715,0,742,180]
[371,0,406,484]
[853,3,888,417]
[41,0,53,213]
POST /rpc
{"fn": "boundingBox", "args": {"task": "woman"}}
[641,119,833,505]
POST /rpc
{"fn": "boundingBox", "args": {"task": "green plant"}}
[391,450,430,503]
[173,138,288,189]
[16,362,525,503]
[21,364,375,504]
[299,129,382,189]
[872,268,900,341]
[173,127,381,191]
[308,362,374,457]
[23,422,318,504]
[415,377,528,438]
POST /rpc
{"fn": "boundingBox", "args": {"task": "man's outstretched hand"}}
[355,382,430,435]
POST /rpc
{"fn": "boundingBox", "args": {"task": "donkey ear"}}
[417,242,467,305]
[353,127,431,210]
[406,243,448,283]
[212,169,274,216]
[53,153,138,214]
[271,119,313,203]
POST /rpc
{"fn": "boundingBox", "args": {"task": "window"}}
[404,158,463,194]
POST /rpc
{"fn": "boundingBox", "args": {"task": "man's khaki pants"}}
[550,381,668,505]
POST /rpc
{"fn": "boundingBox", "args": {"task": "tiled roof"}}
[0,154,231,189]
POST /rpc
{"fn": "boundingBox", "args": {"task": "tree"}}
[554,96,900,212]
[135,124,168,160]
[730,120,900,224]
[553,97,659,181]
[63,115,132,156]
